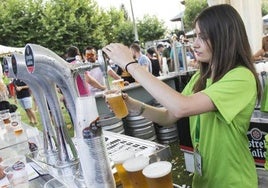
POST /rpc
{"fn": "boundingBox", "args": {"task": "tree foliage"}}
[137,15,166,45]
[40,0,107,54]
[183,0,208,32]
[262,0,268,16]
[101,7,126,44]
[0,0,167,55]
[0,0,44,47]
[114,21,135,46]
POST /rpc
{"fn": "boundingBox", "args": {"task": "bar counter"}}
[95,71,196,115]
[0,71,197,187]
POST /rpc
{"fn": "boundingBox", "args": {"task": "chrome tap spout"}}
[3,54,58,154]
[24,44,79,167]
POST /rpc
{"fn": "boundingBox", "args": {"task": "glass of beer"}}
[105,92,128,119]
[0,109,11,126]
[123,155,150,188]
[12,121,23,136]
[11,112,23,136]
[111,150,135,188]
[142,161,173,188]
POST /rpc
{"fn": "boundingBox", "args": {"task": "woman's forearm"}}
[125,96,178,126]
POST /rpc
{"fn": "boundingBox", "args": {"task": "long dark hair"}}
[193,4,261,101]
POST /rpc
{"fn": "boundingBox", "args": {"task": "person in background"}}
[0,79,9,102]
[130,43,152,73]
[162,41,172,71]
[253,35,268,61]
[66,46,106,95]
[0,71,17,113]
[65,45,83,63]
[13,79,37,125]
[133,40,145,54]
[83,46,122,94]
[156,43,165,57]
[103,4,260,188]
[146,47,161,77]
[156,43,165,67]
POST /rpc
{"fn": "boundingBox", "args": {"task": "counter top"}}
[95,71,197,115]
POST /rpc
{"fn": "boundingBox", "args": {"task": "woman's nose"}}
[193,38,199,49]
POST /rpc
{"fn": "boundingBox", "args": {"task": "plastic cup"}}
[1,155,29,188]
[106,92,128,119]
[111,150,135,188]
[123,155,150,188]
[142,161,173,188]
[0,109,11,126]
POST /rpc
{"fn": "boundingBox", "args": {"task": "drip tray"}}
[103,131,171,162]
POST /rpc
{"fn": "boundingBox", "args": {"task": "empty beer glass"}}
[142,161,173,188]
[123,155,149,188]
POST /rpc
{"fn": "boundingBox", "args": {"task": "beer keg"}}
[99,113,125,134]
[150,99,178,144]
[154,123,178,144]
[123,114,156,141]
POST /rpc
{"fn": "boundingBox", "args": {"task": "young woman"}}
[103,4,261,188]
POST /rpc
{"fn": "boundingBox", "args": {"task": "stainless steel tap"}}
[3,54,58,154]
[16,43,114,187]
[24,44,80,167]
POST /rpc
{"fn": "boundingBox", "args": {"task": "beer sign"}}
[25,45,35,73]
[247,124,267,166]
[11,54,17,77]
[3,58,9,76]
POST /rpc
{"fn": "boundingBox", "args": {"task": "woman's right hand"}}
[102,43,135,70]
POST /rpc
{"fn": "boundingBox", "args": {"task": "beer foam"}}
[142,161,172,178]
[106,93,120,98]
[111,150,135,164]
[112,79,123,84]
[123,155,149,172]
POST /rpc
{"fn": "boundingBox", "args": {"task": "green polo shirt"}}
[182,66,258,188]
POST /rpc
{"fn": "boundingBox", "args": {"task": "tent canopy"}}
[170,11,184,22]
[0,45,24,57]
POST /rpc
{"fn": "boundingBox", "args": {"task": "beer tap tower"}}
[3,54,58,156]
[5,44,115,187]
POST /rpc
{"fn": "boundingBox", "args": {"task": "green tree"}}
[120,4,129,21]
[0,0,173,55]
[101,7,126,44]
[262,0,268,16]
[40,0,107,54]
[114,21,135,46]
[137,15,166,44]
[0,0,43,47]
[183,0,208,32]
